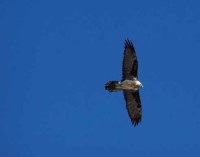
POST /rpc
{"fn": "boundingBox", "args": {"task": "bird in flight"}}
[105,39,143,126]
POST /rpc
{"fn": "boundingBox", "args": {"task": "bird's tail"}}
[105,81,121,92]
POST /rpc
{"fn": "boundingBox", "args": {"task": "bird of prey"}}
[105,39,143,126]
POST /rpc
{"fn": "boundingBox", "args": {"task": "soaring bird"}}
[105,39,143,126]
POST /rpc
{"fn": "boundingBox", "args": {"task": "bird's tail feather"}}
[105,81,121,92]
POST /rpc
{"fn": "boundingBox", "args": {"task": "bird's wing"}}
[122,39,138,80]
[123,90,142,126]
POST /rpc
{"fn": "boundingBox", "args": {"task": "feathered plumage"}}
[105,39,143,126]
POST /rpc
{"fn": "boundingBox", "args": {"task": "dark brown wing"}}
[123,90,142,126]
[122,39,138,80]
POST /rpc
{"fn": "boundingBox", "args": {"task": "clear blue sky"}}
[1,0,200,156]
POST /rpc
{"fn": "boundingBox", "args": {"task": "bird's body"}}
[105,79,142,91]
[105,39,143,126]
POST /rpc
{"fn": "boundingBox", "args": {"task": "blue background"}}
[1,0,200,156]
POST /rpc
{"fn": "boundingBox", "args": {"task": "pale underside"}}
[116,80,141,91]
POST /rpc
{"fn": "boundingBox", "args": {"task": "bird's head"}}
[134,80,143,89]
